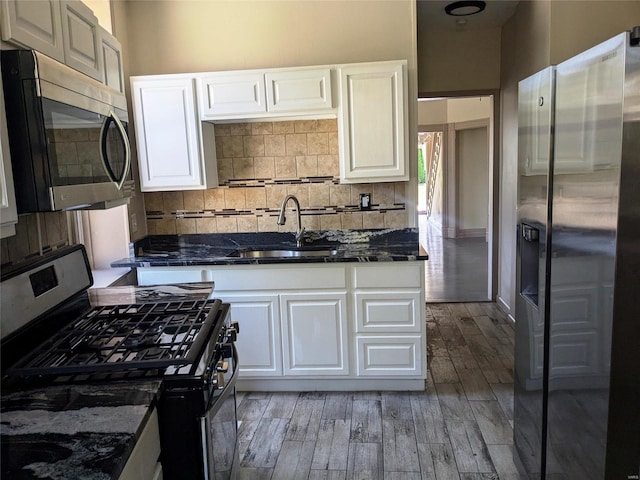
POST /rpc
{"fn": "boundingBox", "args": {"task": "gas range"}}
[1,245,240,480]
[8,298,222,377]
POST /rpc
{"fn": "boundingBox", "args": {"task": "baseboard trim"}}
[456,228,486,238]
[496,295,514,323]
[237,378,426,392]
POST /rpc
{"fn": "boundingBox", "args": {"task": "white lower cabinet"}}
[281,292,348,376]
[218,293,282,377]
[136,262,425,389]
[118,409,162,480]
[352,263,425,378]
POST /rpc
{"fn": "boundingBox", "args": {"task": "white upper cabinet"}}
[131,75,218,191]
[338,60,408,183]
[1,0,124,91]
[0,0,65,62]
[265,68,332,113]
[59,0,102,81]
[99,26,124,93]
[197,71,266,118]
[197,67,334,120]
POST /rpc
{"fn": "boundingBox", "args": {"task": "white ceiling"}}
[417,0,520,31]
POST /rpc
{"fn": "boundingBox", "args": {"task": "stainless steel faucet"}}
[277,194,305,247]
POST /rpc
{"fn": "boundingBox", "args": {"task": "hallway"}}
[419,214,490,303]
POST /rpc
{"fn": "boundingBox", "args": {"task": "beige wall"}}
[123,0,415,75]
[458,127,488,232]
[447,97,491,124]
[498,0,637,315]
[550,1,640,65]
[83,0,112,33]
[418,97,491,125]
[418,27,501,94]
[418,99,447,125]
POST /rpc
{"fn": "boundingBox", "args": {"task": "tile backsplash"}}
[1,211,70,267]
[144,119,408,235]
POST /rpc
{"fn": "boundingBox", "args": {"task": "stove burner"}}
[7,299,223,377]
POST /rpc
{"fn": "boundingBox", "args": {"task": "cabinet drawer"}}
[355,290,421,333]
[137,267,209,286]
[353,263,423,289]
[210,265,346,291]
[356,336,423,376]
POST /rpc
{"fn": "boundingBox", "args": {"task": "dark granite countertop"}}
[1,380,162,479]
[88,282,215,305]
[111,228,428,268]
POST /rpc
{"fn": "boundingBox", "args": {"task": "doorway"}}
[418,96,494,303]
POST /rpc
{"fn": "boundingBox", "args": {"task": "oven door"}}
[201,343,239,480]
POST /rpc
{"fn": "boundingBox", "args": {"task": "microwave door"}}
[41,99,132,210]
[99,111,131,190]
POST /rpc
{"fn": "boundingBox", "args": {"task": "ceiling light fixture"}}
[444,0,486,16]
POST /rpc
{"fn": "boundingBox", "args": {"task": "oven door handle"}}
[200,343,239,480]
[205,342,238,415]
[203,342,239,417]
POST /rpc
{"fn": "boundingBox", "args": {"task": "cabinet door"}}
[218,294,282,377]
[280,292,349,376]
[99,26,124,93]
[356,336,423,376]
[197,72,266,118]
[0,0,64,62]
[265,68,333,113]
[132,76,207,191]
[60,0,102,81]
[338,61,408,183]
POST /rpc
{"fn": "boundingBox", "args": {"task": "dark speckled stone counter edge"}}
[1,381,162,480]
[111,228,428,268]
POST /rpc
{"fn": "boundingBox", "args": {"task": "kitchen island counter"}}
[0,380,162,479]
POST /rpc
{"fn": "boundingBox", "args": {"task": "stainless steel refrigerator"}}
[514,28,640,479]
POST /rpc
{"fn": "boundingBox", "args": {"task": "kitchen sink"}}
[231,247,339,259]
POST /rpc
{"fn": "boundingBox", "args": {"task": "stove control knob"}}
[220,343,233,358]
[230,321,240,334]
[227,327,238,342]
[214,371,225,389]
[216,360,229,373]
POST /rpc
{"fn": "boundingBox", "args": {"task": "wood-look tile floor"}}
[235,302,528,480]
[418,214,490,303]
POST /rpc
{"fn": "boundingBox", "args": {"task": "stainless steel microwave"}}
[1,50,133,212]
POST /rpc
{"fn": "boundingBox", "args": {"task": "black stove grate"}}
[7,299,221,377]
